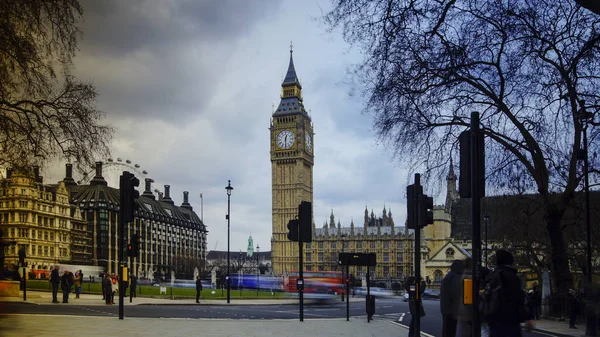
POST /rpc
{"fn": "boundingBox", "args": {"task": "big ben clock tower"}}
[270,44,314,275]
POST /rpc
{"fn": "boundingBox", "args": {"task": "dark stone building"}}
[63,162,207,278]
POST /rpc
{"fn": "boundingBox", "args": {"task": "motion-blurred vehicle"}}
[421,289,440,299]
[353,287,394,298]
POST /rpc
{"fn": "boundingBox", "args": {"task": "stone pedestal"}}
[0,280,20,297]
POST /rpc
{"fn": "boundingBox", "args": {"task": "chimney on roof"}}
[90,161,107,186]
[6,168,12,179]
[33,166,40,183]
[181,191,193,210]
[162,185,174,205]
[141,178,155,200]
[63,163,77,186]
[157,191,163,201]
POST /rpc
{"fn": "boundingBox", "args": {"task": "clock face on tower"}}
[305,132,312,152]
[276,130,295,149]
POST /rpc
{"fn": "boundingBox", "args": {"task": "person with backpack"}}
[440,260,465,337]
[482,249,530,337]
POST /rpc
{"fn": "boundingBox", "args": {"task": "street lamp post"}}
[577,100,598,337]
[341,234,346,302]
[483,214,490,267]
[256,244,260,296]
[225,180,233,304]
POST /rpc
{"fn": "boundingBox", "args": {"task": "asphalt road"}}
[1,297,560,337]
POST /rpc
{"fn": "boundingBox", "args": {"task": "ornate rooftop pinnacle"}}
[282,41,301,88]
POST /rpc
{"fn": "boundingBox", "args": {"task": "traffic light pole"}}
[299,235,304,322]
[118,174,126,320]
[412,173,422,337]
[470,111,482,337]
[129,239,133,303]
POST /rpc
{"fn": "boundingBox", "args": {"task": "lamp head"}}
[225,180,233,196]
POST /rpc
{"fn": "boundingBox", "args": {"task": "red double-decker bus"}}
[286,271,344,295]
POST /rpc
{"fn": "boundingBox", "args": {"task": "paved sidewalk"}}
[1,314,408,337]
[0,290,360,306]
[529,319,589,337]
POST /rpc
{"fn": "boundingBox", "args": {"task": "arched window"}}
[434,270,444,284]
[445,248,455,259]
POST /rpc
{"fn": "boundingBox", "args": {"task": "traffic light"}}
[131,233,140,258]
[120,171,140,223]
[287,219,299,241]
[18,247,26,266]
[419,193,434,228]
[126,243,133,257]
[406,182,422,230]
[459,129,485,198]
[298,201,312,242]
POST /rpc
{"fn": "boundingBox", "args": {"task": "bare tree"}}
[0,0,113,172]
[323,0,600,295]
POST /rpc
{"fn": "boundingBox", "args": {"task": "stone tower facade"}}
[270,46,314,275]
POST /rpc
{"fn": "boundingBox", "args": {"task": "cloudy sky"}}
[44,0,447,252]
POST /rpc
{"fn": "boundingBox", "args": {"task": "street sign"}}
[338,252,376,266]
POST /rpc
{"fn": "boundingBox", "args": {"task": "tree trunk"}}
[546,207,573,296]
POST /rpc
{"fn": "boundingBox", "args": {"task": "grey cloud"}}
[73,0,283,122]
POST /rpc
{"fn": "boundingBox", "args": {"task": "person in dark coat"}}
[567,288,580,329]
[130,274,137,298]
[60,270,74,303]
[196,276,203,303]
[102,273,112,305]
[440,260,465,337]
[486,249,530,337]
[49,265,60,303]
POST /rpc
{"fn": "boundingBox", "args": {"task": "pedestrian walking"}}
[102,273,112,305]
[484,249,531,337]
[74,270,83,299]
[130,274,137,298]
[531,284,541,320]
[196,276,203,303]
[49,265,60,303]
[60,270,74,303]
[567,288,580,329]
[440,259,464,337]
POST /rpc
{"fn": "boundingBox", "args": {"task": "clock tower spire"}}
[270,45,314,275]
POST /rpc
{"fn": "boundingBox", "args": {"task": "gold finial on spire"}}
[290,40,293,53]
[272,103,275,113]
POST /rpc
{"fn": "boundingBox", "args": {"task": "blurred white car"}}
[353,287,394,298]
[403,292,409,302]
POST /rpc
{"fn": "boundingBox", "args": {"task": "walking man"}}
[485,249,530,337]
[440,260,464,337]
[567,288,579,329]
[196,275,203,303]
[130,274,137,298]
[50,265,60,303]
[61,270,74,303]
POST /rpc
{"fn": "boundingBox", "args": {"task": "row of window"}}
[306,241,405,249]
[5,227,69,242]
[9,244,68,258]
[0,188,68,204]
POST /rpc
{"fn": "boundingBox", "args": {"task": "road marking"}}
[398,313,405,321]
[390,321,435,337]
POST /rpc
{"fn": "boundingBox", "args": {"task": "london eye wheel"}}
[76,158,151,190]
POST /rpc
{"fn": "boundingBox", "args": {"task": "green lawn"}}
[24,280,289,299]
